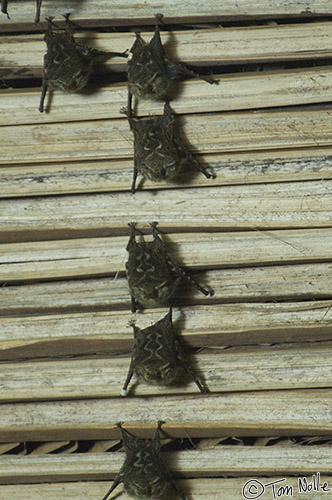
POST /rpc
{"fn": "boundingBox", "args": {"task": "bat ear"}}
[163,102,175,127]
[126,222,139,250]
[152,308,173,337]
[130,32,145,54]
[149,13,165,52]
[162,307,173,328]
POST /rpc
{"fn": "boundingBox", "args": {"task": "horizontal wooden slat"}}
[1,389,332,441]
[1,0,331,28]
[1,342,332,401]
[0,301,332,360]
[1,264,332,316]
[1,183,332,243]
[2,107,332,165]
[2,228,332,281]
[2,22,332,77]
[0,446,331,483]
[1,477,328,500]
[3,66,332,127]
[1,148,332,198]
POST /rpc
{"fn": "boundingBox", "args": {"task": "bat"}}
[127,13,217,106]
[121,308,207,396]
[126,221,211,312]
[125,101,211,192]
[39,14,127,112]
[101,421,188,500]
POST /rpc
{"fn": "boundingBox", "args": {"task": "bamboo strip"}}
[2,22,332,76]
[0,446,331,483]
[0,301,332,360]
[1,183,332,242]
[1,389,332,441]
[2,228,332,282]
[1,148,332,198]
[1,0,331,26]
[3,65,332,127]
[0,477,327,500]
[2,108,332,165]
[1,342,332,401]
[0,264,331,316]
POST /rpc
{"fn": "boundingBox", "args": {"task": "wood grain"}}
[1,263,331,315]
[2,107,332,165]
[2,22,332,77]
[1,389,332,441]
[0,477,327,500]
[1,148,332,198]
[1,0,331,28]
[0,446,331,483]
[3,66,332,127]
[1,183,332,243]
[0,301,332,360]
[2,228,332,281]
[1,342,332,401]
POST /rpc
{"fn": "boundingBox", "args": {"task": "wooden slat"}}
[0,264,331,316]
[1,0,331,28]
[1,477,328,500]
[1,342,332,401]
[1,389,332,441]
[0,446,331,483]
[3,66,332,127]
[1,183,332,242]
[2,228,332,281]
[2,107,332,165]
[2,22,332,78]
[0,301,332,360]
[1,148,332,198]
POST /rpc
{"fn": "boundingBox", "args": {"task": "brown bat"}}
[1,0,42,22]
[126,222,210,312]
[121,308,207,396]
[125,101,211,192]
[101,422,188,500]
[39,14,127,112]
[127,13,217,108]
